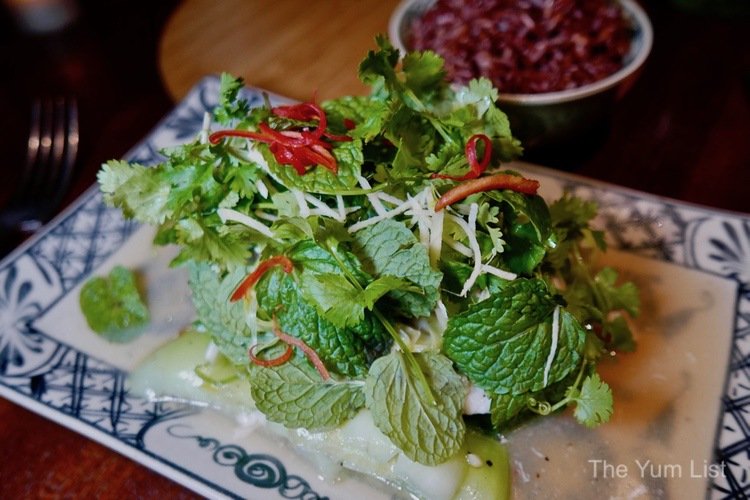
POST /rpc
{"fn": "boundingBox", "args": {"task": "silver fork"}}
[1,98,79,236]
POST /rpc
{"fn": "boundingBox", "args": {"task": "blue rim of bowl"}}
[388,0,654,105]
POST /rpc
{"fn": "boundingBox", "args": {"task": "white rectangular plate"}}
[1,75,748,499]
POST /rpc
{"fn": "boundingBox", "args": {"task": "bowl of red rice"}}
[389,0,653,151]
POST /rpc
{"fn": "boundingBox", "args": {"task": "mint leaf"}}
[570,373,613,428]
[251,357,365,430]
[352,219,442,318]
[79,266,150,343]
[261,139,363,194]
[365,352,467,465]
[442,278,585,395]
[489,392,531,430]
[256,261,390,377]
[188,262,251,365]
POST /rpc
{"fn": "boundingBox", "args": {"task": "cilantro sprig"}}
[98,39,639,468]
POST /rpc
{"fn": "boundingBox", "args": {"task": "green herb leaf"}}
[79,266,150,342]
[261,139,363,194]
[188,262,252,365]
[300,272,415,329]
[489,392,531,430]
[442,278,585,395]
[214,73,251,125]
[570,373,614,428]
[251,357,365,430]
[352,219,442,318]
[256,252,391,377]
[365,351,467,465]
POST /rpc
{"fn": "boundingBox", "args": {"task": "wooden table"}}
[0,0,749,498]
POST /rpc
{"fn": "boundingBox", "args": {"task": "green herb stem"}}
[325,242,437,405]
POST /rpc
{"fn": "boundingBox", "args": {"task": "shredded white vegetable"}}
[374,192,405,206]
[254,210,279,222]
[304,193,341,220]
[217,208,274,238]
[481,264,517,281]
[336,195,346,221]
[357,175,387,216]
[204,341,219,363]
[348,197,414,233]
[291,189,310,218]
[543,305,562,386]
[428,202,444,267]
[443,235,473,258]
[255,179,269,199]
[447,204,483,297]
[409,192,430,249]
[199,111,212,144]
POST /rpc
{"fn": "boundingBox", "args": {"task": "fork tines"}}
[13,97,79,233]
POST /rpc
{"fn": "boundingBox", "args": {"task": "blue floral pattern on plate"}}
[0,75,748,499]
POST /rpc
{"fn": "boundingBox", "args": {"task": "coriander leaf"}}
[549,194,598,231]
[188,262,252,365]
[365,351,467,465]
[486,190,551,244]
[323,96,390,142]
[79,266,150,343]
[402,50,446,100]
[592,267,640,317]
[250,356,365,430]
[455,78,498,117]
[358,35,401,90]
[214,73,251,125]
[603,315,637,353]
[570,373,614,428]
[485,190,551,274]
[300,272,415,329]
[99,140,265,269]
[442,278,585,395]
[99,160,171,225]
[352,219,443,318]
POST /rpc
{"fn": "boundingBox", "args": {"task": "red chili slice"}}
[434,172,540,211]
[433,133,492,181]
[248,343,294,367]
[209,129,268,145]
[273,323,331,381]
[230,255,294,302]
[209,102,349,176]
[272,102,327,140]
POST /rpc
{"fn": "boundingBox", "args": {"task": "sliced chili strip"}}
[248,343,294,367]
[272,102,327,140]
[433,133,492,181]
[209,129,269,145]
[210,102,349,176]
[230,255,294,302]
[273,323,331,381]
[434,172,540,211]
[322,130,353,142]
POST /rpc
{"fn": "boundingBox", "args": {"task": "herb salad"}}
[99,37,639,495]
